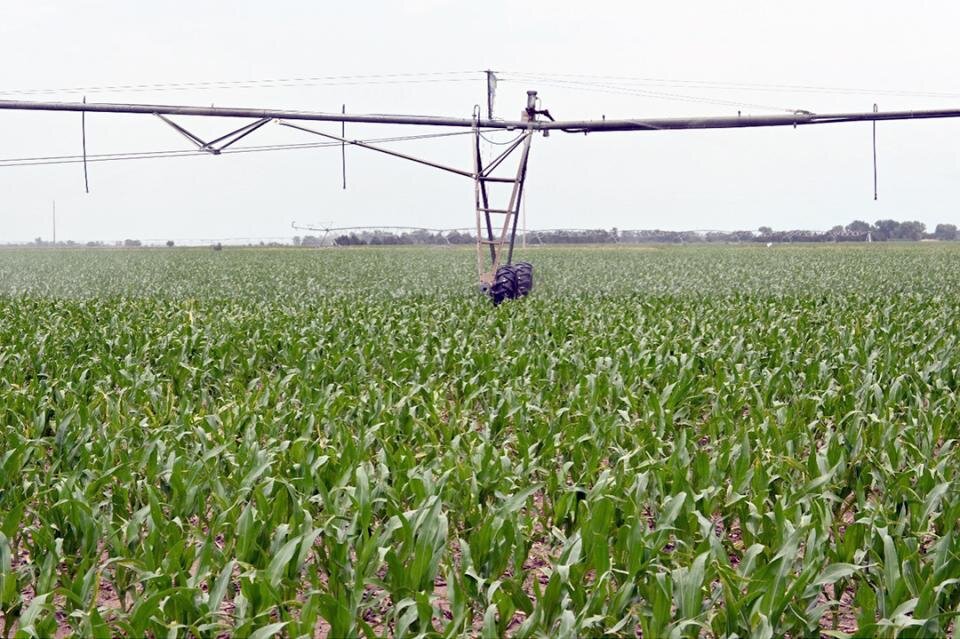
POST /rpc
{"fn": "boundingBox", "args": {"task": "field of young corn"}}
[2,244,960,638]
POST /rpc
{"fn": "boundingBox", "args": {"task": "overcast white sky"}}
[1,1,959,243]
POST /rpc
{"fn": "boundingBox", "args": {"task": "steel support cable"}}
[9,68,960,101]
[503,71,807,100]
[500,75,798,113]
[0,129,486,168]
[0,148,292,166]
[0,129,482,163]
[278,120,479,178]
[0,71,483,97]
[501,70,960,100]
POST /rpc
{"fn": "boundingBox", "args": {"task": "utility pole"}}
[52,200,56,246]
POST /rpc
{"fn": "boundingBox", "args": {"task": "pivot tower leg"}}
[472,124,533,292]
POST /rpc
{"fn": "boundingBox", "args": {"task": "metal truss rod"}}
[205,117,271,151]
[156,114,271,154]
[278,120,475,178]
[481,134,528,177]
[155,113,206,148]
[5,98,960,133]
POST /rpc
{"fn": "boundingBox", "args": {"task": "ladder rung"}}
[478,176,515,183]
[478,208,514,214]
[478,239,502,245]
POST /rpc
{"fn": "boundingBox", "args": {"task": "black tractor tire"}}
[491,265,518,305]
[514,262,533,296]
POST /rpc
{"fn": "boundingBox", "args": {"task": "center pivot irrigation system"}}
[3,86,960,303]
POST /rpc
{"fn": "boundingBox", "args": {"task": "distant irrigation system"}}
[2,70,959,302]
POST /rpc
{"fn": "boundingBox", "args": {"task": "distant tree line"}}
[293,229,476,247]
[751,219,958,243]
[291,220,960,246]
[7,219,959,249]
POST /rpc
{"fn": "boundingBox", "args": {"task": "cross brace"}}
[155,114,270,155]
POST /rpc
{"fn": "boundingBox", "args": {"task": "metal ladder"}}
[472,95,536,290]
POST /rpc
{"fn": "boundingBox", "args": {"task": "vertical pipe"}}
[475,132,496,263]
[522,190,527,249]
[506,134,532,265]
[872,103,878,201]
[472,123,484,285]
[485,70,496,120]
[341,104,346,190]
[507,159,528,264]
[82,96,89,193]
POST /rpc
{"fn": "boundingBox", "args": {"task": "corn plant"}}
[2,244,960,637]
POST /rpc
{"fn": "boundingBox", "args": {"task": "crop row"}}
[2,245,960,637]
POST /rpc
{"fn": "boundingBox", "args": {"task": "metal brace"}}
[154,114,271,154]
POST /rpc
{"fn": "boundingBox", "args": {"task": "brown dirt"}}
[818,582,859,636]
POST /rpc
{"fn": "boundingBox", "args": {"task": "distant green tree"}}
[845,220,871,234]
[897,220,925,241]
[873,219,901,241]
[934,223,958,240]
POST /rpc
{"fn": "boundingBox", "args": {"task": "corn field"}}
[2,244,960,638]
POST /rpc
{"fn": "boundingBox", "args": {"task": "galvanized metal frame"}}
[470,95,539,288]
[6,91,960,291]
[281,104,538,288]
[472,129,533,287]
